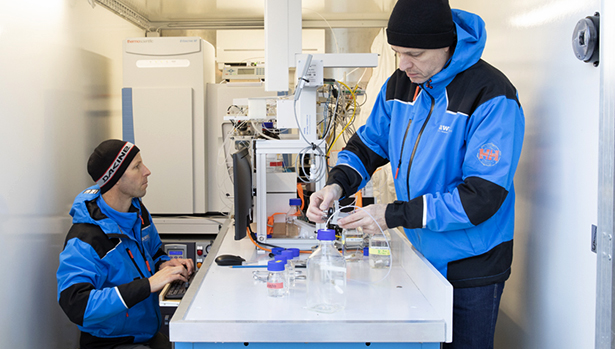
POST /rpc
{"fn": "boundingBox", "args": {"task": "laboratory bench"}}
[170,219,452,348]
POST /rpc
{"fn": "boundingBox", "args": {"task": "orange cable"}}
[246,226,272,252]
[246,226,312,254]
[296,184,305,211]
[267,212,286,236]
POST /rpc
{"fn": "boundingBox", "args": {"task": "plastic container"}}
[285,198,305,237]
[266,154,283,172]
[267,260,286,297]
[341,227,364,256]
[269,160,284,172]
[369,230,392,269]
[306,229,347,313]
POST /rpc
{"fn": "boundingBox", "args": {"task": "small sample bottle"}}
[306,229,347,313]
[274,255,290,295]
[285,198,304,237]
[267,260,286,297]
[281,250,296,288]
[369,230,392,269]
[288,248,301,285]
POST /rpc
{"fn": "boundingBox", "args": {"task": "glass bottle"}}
[285,198,304,237]
[288,248,303,281]
[267,260,286,297]
[274,254,290,295]
[281,250,296,288]
[306,229,347,313]
[369,230,392,269]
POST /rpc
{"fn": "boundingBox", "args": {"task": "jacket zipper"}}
[395,120,413,179]
[126,248,146,278]
[393,83,436,200]
[118,216,160,331]
[395,85,421,179]
[119,222,153,277]
[406,87,435,199]
[408,84,434,247]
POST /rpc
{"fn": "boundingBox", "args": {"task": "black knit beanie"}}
[386,0,456,49]
[87,139,140,194]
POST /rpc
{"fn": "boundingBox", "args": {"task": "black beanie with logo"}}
[386,0,456,49]
[87,139,140,194]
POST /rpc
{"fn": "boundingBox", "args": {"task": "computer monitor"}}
[232,147,253,240]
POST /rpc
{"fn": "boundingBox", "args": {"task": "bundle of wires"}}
[291,78,365,184]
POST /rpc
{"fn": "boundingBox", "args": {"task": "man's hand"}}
[149,258,194,293]
[306,184,343,223]
[159,258,194,275]
[337,204,389,236]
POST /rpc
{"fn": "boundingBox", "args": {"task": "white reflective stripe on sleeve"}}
[114,286,129,309]
[422,195,427,228]
[337,163,365,181]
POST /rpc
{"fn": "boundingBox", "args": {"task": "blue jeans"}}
[443,282,505,349]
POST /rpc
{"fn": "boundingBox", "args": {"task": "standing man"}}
[307,0,524,348]
[57,139,194,349]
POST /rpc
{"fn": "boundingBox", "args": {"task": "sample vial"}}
[285,198,304,237]
[267,260,286,297]
[281,250,296,289]
[274,254,290,295]
[369,230,392,269]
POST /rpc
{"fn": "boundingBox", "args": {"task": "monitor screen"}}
[232,147,253,240]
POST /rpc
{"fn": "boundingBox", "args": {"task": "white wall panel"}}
[452,1,600,348]
[0,0,606,348]
[0,0,143,348]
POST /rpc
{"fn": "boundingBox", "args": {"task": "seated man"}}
[57,139,194,349]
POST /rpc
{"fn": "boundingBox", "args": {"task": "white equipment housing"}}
[122,37,215,215]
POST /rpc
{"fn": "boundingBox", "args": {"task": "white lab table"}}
[170,219,452,348]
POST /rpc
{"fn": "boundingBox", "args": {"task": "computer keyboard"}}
[165,273,195,300]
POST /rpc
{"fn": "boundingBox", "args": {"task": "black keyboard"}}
[165,273,195,300]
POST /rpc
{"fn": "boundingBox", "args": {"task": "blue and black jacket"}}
[57,186,170,348]
[329,10,525,287]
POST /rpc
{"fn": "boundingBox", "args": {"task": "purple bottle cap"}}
[268,260,285,271]
[317,229,335,241]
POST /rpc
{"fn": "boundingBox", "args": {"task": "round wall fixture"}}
[572,13,600,66]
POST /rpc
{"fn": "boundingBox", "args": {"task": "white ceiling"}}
[95,0,395,30]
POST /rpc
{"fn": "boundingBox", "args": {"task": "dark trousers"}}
[113,332,171,349]
[443,282,505,349]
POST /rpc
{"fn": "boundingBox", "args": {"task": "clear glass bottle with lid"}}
[281,250,296,288]
[306,229,347,313]
[267,260,286,297]
[274,254,290,295]
[285,198,305,237]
